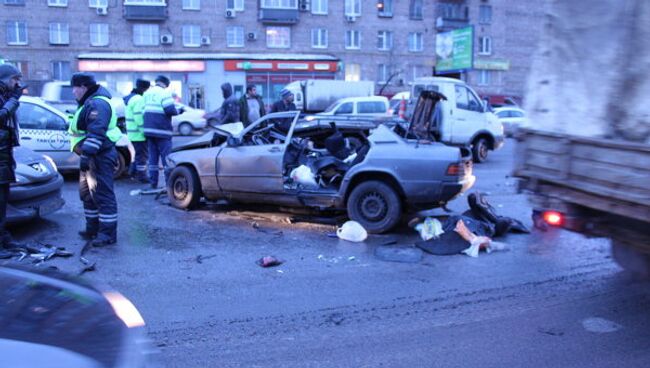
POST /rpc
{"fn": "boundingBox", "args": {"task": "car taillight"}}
[446,163,461,176]
[543,211,564,226]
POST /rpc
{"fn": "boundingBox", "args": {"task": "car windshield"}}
[324,102,340,113]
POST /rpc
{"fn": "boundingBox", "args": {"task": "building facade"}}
[0,0,545,109]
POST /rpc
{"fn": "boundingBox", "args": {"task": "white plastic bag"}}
[415,217,444,241]
[336,221,368,242]
[290,165,318,188]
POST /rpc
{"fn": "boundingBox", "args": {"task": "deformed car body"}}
[166,111,475,233]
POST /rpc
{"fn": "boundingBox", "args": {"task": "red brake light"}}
[543,211,564,226]
[446,163,460,176]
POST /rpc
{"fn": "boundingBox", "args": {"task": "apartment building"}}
[0,0,544,109]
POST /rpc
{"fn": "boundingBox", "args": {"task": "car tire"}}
[178,122,193,136]
[168,166,201,210]
[113,150,127,179]
[472,137,489,163]
[347,180,402,234]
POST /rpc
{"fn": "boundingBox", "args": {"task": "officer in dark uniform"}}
[0,64,23,248]
[69,73,122,247]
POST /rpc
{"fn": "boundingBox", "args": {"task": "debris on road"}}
[78,256,97,275]
[251,222,283,236]
[1,242,74,264]
[414,217,444,241]
[196,254,217,264]
[336,221,367,242]
[375,246,424,263]
[256,256,284,268]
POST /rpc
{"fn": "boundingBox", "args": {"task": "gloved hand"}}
[0,97,20,116]
[177,107,185,114]
[11,85,24,100]
[79,155,90,172]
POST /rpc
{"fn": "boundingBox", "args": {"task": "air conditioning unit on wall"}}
[225,9,236,18]
[299,0,310,11]
[96,6,108,15]
[247,32,257,41]
[160,34,173,45]
[201,36,211,46]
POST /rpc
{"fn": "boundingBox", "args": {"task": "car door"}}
[334,102,354,116]
[16,101,71,165]
[215,113,297,194]
[450,85,486,144]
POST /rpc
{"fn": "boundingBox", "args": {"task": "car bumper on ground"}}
[7,174,65,223]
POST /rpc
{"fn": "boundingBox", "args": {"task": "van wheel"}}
[472,137,489,163]
[113,150,127,179]
[178,122,193,136]
[168,166,202,210]
[347,180,402,234]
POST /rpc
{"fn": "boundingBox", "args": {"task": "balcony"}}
[123,3,168,21]
[436,1,469,31]
[435,16,470,32]
[258,8,299,24]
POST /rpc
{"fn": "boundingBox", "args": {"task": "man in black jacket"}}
[0,64,23,247]
[209,83,240,126]
[239,84,266,127]
[269,88,297,133]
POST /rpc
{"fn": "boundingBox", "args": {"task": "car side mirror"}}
[227,136,241,147]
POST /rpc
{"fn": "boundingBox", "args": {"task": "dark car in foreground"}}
[8,146,64,224]
[166,112,475,233]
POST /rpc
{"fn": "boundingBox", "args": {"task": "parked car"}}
[493,106,527,136]
[7,146,64,224]
[318,96,390,118]
[166,111,475,233]
[284,80,375,112]
[16,96,135,178]
[0,264,152,367]
[172,103,207,136]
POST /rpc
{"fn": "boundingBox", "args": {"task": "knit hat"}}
[280,88,293,99]
[155,75,170,87]
[135,79,151,90]
[0,64,22,85]
[70,72,97,87]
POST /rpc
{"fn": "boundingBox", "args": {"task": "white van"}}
[317,96,390,117]
[410,77,504,162]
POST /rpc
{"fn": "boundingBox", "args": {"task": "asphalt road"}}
[8,138,650,367]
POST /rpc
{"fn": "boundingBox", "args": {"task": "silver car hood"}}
[13,147,57,183]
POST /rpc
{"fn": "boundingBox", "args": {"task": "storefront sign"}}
[435,26,474,73]
[78,60,205,72]
[225,60,337,72]
[473,59,510,71]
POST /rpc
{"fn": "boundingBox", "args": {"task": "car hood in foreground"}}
[13,147,58,184]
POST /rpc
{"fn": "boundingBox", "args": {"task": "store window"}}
[479,36,492,55]
[345,63,361,81]
[266,26,290,48]
[408,32,423,52]
[345,0,361,16]
[6,21,27,45]
[51,61,71,81]
[311,28,328,49]
[182,25,201,47]
[49,23,69,45]
[345,30,360,50]
[133,24,159,46]
[377,31,393,51]
[227,26,244,47]
[182,0,199,10]
[311,0,327,14]
[89,23,109,46]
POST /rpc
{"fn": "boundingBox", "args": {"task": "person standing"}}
[124,79,150,183]
[142,75,180,189]
[269,88,297,132]
[0,64,23,248]
[239,84,265,127]
[69,73,122,246]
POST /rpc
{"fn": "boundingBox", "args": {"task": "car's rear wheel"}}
[347,180,402,234]
[113,150,127,179]
[178,122,193,136]
[472,137,489,163]
[168,166,201,210]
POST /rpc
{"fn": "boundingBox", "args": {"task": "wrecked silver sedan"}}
[166,111,475,233]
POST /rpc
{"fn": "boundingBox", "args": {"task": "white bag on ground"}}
[290,165,318,188]
[337,221,368,242]
[415,217,444,241]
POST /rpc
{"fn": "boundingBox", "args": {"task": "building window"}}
[226,26,244,47]
[226,0,244,11]
[182,0,199,10]
[3,0,25,5]
[89,23,109,46]
[377,64,391,83]
[89,0,107,8]
[478,70,491,86]
[51,61,71,81]
[408,32,423,52]
[345,0,361,16]
[133,24,159,46]
[345,30,360,50]
[261,0,297,9]
[378,0,393,17]
[311,28,328,49]
[411,65,426,81]
[478,36,492,55]
[409,0,423,19]
[124,0,165,4]
[345,63,361,82]
[311,0,327,14]
[4,60,28,79]
[479,5,492,24]
[49,23,69,45]
[48,0,68,6]
[182,25,201,47]
[439,2,468,20]
[377,31,393,51]
[266,26,290,48]
[6,21,27,45]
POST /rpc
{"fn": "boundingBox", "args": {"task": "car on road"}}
[318,96,390,118]
[493,106,527,136]
[16,96,135,178]
[7,146,64,224]
[166,112,475,233]
[172,103,207,136]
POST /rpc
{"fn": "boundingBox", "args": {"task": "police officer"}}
[0,64,23,248]
[142,75,180,189]
[124,79,150,183]
[69,73,121,247]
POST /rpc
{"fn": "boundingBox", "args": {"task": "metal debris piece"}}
[256,256,284,268]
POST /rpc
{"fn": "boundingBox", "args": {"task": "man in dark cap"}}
[69,72,122,247]
[269,88,297,132]
[0,64,23,247]
[142,75,180,189]
[123,79,150,183]
[239,84,266,127]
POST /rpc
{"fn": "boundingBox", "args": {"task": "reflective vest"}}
[125,94,146,142]
[68,95,122,152]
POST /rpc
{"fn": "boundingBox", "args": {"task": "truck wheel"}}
[612,240,650,279]
[347,180,402,234]
[113,150,127,179]
[472,137,489,163]
[168,166,201,210]
[178,122,193,136]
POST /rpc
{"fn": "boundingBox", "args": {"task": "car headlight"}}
[43,155,58,173]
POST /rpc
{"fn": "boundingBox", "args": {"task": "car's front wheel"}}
[472,137,490,163]
[168,166,202,210]
[113,150,127,179]
[347,180,402,234]
[178,122,193,136]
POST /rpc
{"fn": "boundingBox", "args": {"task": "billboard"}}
[435,27,474,74]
